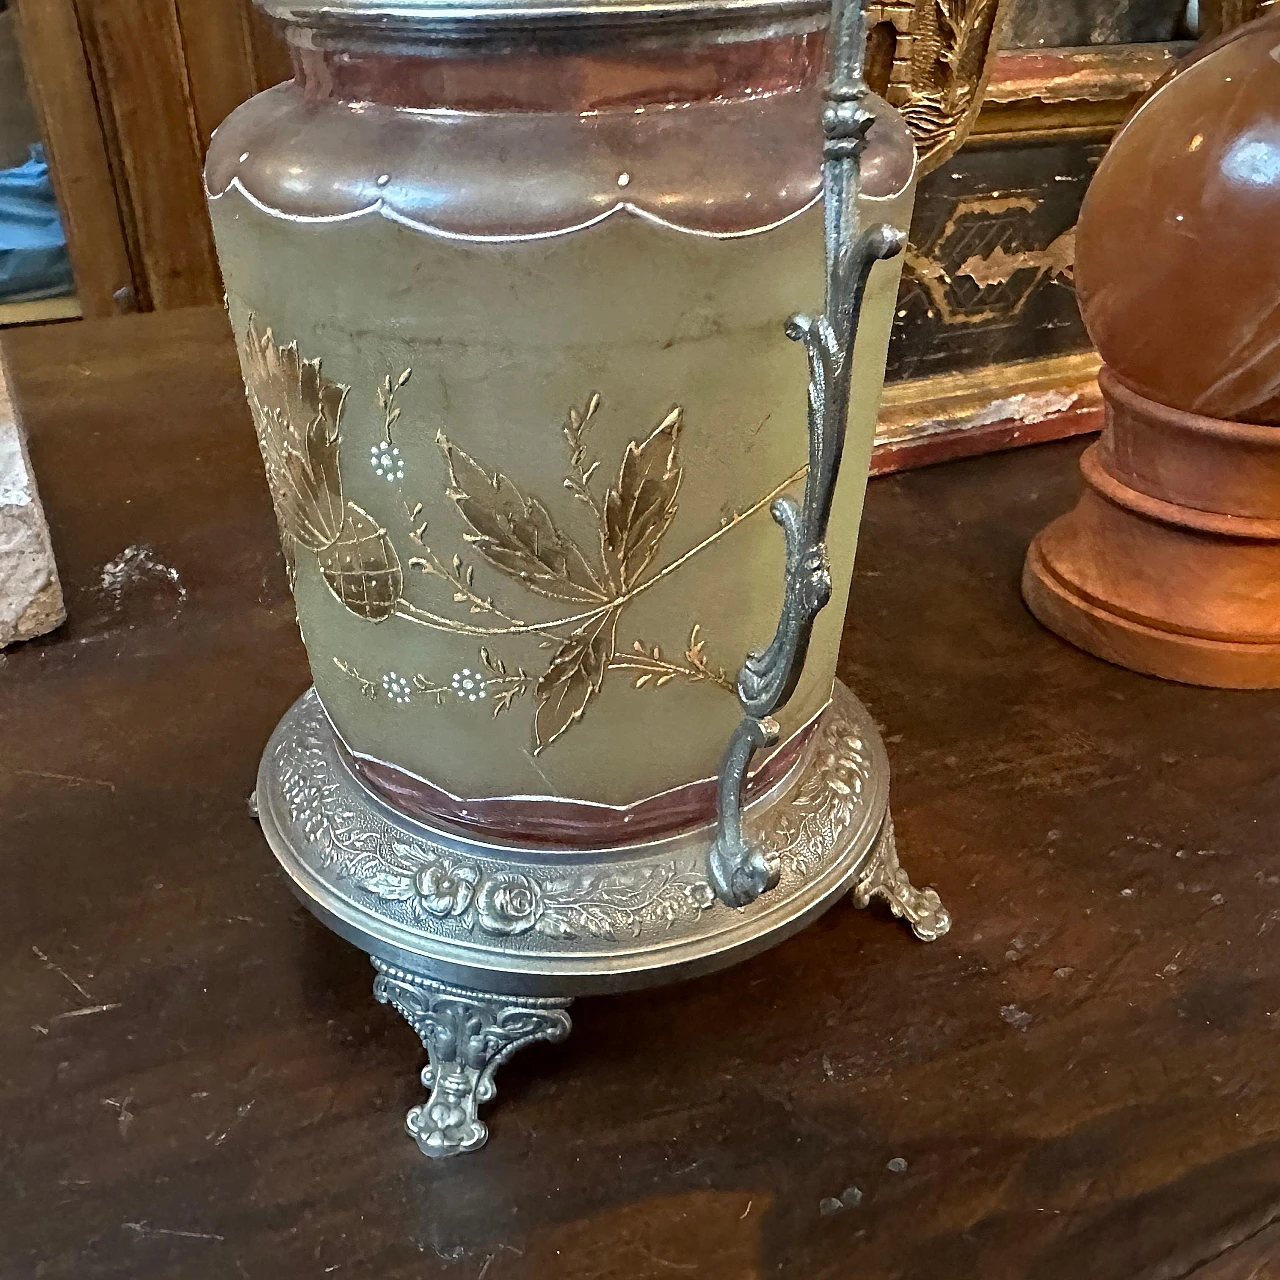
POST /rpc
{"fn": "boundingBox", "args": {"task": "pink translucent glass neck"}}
[291,29,825,111]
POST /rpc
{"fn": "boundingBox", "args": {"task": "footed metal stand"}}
[371,961,573,1157]
[256,681,949,1158]
[852,820,951,943]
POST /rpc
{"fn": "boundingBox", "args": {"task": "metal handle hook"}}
[707,0,905,908]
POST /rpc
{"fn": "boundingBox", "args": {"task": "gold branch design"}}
[394,462,808,640]
[333,657,377,700]
[610,625,736,694]
[397,393,802,753]
[237,326,807,756]
[332,647,534,717]
[406,539,540,634]
[377,367,412,445]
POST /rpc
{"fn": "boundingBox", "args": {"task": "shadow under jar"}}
[206,0,915,844]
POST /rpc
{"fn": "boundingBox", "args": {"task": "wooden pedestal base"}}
[1022,367,1280,689]
[1023,537,1280,688]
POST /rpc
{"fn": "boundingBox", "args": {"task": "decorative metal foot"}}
[852,817,951,942]
[371,960,573,1158]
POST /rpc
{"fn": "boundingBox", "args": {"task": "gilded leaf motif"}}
[240,316,347,550]
[534,608,620,753]
[400,396,750,751]
[317,502,403,622]
[238,318,403,625]
[603,407,683,589]
[438,433,609,604]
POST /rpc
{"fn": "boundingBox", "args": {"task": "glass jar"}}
[206,0,915,845]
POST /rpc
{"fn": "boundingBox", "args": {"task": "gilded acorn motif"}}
[238,316,402,621]
[316,502,403,622]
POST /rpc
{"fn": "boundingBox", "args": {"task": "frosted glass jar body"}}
[207,15,915,842]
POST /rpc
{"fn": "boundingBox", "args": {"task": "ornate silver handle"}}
[707,0,905,908]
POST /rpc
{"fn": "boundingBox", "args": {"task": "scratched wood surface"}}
[2,308,1280,1280]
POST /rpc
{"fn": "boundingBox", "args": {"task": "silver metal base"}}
[256,682,949,1156]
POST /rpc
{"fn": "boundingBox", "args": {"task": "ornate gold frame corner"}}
[866,0,1012,175]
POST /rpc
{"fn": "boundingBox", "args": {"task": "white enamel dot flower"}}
[450,668,488,703]
[381,672,412,704]
[370,442,405,481]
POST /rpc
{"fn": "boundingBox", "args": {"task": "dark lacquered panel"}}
[1002,0,1194,46]
[886,132,1104,385]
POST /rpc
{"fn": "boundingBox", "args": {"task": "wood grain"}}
[244,0,292,91]
[167,0,289,145]
[1199,0,1270,37]
[11,0,137,318]
[73,0,222,310]
[171,0,259,148]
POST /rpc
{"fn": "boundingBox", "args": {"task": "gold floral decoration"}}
[237,339,809,753]
[427,398,690,751]
[363,385,810,753]
[239,316,402,621]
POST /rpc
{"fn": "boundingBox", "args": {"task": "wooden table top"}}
[3,307,1280,1280]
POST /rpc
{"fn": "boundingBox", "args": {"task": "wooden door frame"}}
[13,0,137,318]
[13,0,291,318]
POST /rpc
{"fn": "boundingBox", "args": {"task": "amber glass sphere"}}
[1076,14,1280,425]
